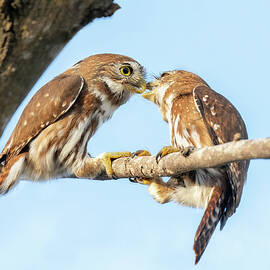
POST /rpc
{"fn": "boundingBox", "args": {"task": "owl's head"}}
[79,54,146,97]
[143,70,178,121]
[143,70,208,121]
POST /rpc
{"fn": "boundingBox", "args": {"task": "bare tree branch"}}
[74,138,270,180]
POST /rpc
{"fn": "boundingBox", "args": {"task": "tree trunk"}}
[0,0,119,135]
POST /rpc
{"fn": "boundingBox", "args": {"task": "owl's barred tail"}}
[193,186,224,264]
[0,154,26,194]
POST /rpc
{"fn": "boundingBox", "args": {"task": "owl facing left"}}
[141,70,249,263]
[0,53,146,194]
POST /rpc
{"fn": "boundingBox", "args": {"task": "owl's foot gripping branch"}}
[78,138,270,181]
[99,151,132,179]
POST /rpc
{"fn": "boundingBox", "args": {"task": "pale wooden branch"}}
[76,138,270,180]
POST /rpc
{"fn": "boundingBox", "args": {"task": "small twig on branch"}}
[70,137,270,180]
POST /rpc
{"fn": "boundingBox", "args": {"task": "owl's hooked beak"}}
[125,79,146,94]
[129,79,146,94]
[142,82,156,103]
[136,80,147,94]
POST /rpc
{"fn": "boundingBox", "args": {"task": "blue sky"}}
[1,0,270,269]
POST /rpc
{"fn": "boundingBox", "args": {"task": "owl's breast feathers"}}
[163,73,249,263]
[168,83,248,212]
[172,84,249,263]
[144,70,249,263]
[0,66,128,180]
[0,53,145,193]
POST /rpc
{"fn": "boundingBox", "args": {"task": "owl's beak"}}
[142,83,156,102]
[142,91,155,102]
[136,80,146,94]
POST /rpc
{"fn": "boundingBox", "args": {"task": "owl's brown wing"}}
[1,74,84,163]
[193,85,249,224]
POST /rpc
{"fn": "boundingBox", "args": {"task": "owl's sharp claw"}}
[129,177,136,183]
[156,152,162,163]
[132,150,151,158]
[180,146,195,157]
[156,150,164,163]
[130,177,151,185]
[130,150,152,184]
[101,151,132,178]
[156,146,195,162]
[156,146,180,163]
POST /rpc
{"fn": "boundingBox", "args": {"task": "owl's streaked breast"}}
[24,92,120,180]
[166,93,226,208]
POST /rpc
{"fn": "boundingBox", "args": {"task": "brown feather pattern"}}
[1,74,84,163]
[145,70,249,264]
[194,186,224,264]
[0,53,145,192]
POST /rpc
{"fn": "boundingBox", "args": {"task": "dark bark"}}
[0,0,120,135]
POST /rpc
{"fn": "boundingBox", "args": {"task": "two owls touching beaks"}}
[0,54,248,264]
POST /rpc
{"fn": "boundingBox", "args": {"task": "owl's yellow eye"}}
[120,66,133,76]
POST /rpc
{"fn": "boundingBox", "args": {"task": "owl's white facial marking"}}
[148,82,173,122]
[100,60,145,97]
[102,76,125,94]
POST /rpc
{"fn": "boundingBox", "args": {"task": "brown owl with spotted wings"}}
[0,53,146,194]
[142,70,249,264]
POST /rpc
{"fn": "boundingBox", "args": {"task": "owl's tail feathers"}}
[0,154,26,194]
[193,186,224,264]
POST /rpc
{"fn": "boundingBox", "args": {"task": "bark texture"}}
[0,0,120,135]
[77,138,270,180]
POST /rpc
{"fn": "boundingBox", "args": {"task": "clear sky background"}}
[0,0,270,269]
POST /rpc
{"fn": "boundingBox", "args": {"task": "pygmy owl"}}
[0,53,146,194]
[142,70,249,263]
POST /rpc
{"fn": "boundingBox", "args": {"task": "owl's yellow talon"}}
[129,150,152,185]
[130,177,151,185]
[156,146,180,163]
[102,151,132,178]
[141,179,151,185]
[132,149,151,158]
